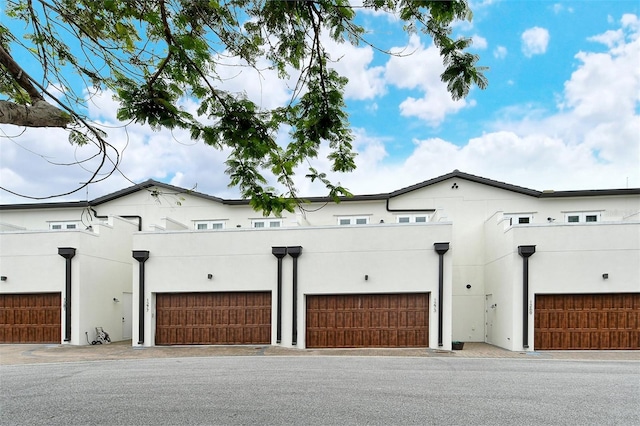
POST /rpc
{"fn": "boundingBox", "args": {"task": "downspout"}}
[433,243,450,347]
[58,247,76,342]
[272,247,288,344]
[287,246,303,346]
[386,198,435,214]
[121,216,143,231]
[132,250,150,345]
[518,245,536,349]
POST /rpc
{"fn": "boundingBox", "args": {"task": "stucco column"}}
[272,247,288,344]
[132,250,150,345]
[58,247,76,343]
[433,242,450,347]
[518,245,536,349]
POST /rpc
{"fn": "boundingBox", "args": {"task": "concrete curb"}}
[1,341,638,365]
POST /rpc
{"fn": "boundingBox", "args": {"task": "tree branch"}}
[0,43,44,102]
[0,100,71,127]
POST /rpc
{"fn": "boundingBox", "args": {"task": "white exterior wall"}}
[75,217,136,344]
[0,207,87,231]
[0,217,136,345]
[2,173,638,350]
[132,223,453,349]
[484,219,640,351]
[514,222,640,351]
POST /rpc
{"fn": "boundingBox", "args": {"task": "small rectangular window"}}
[194,221,225,230]
[505,214,533,226]
[252,219,282,228]
[338,217,369,225]
[49,221,79,230]
[564,212,601,223]
[396,214,430,224]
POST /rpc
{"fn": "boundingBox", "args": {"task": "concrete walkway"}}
[1,341,638,365]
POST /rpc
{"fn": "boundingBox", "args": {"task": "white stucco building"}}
[1,170,638,351]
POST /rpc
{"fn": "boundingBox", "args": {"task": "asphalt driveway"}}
[1,356,638,425]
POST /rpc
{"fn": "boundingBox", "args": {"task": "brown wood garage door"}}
[155,292,271,345]
[0,293,62,343]
[306,293,429,348]
[535,293,640,350]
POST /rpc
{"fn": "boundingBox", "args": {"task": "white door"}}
[122,292,132,340]
[485,294,495,344]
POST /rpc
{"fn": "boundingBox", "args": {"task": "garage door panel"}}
[0,293,61,344]
[155,292,271,345]
[306,293,429,348]
[535,293,639,350]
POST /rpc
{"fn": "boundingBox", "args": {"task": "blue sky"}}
[1,0,639,203]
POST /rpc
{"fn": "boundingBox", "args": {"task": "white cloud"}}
[384,35,469,126]
[621,13,640,32]
[322,35,387,100]
[493,45,508,59]
[311,16,640,194]
[521,27,550,57]
[552,4,573,14]
[588,30,625,48]
[471,35,488,49]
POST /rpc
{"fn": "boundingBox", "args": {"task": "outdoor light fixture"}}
[113,297,120,303]
[207,274,213,280]
[364,274,369,281]
[0,276,6,281]
[466,284,472,289]
[602,273,609,279]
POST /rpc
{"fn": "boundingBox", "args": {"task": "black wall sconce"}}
[207,273,213,280]
[113,297,120,303]
[602,273,609,280]
[0,276,6,281]
[364,274,369,281]
[466,284,471,289]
